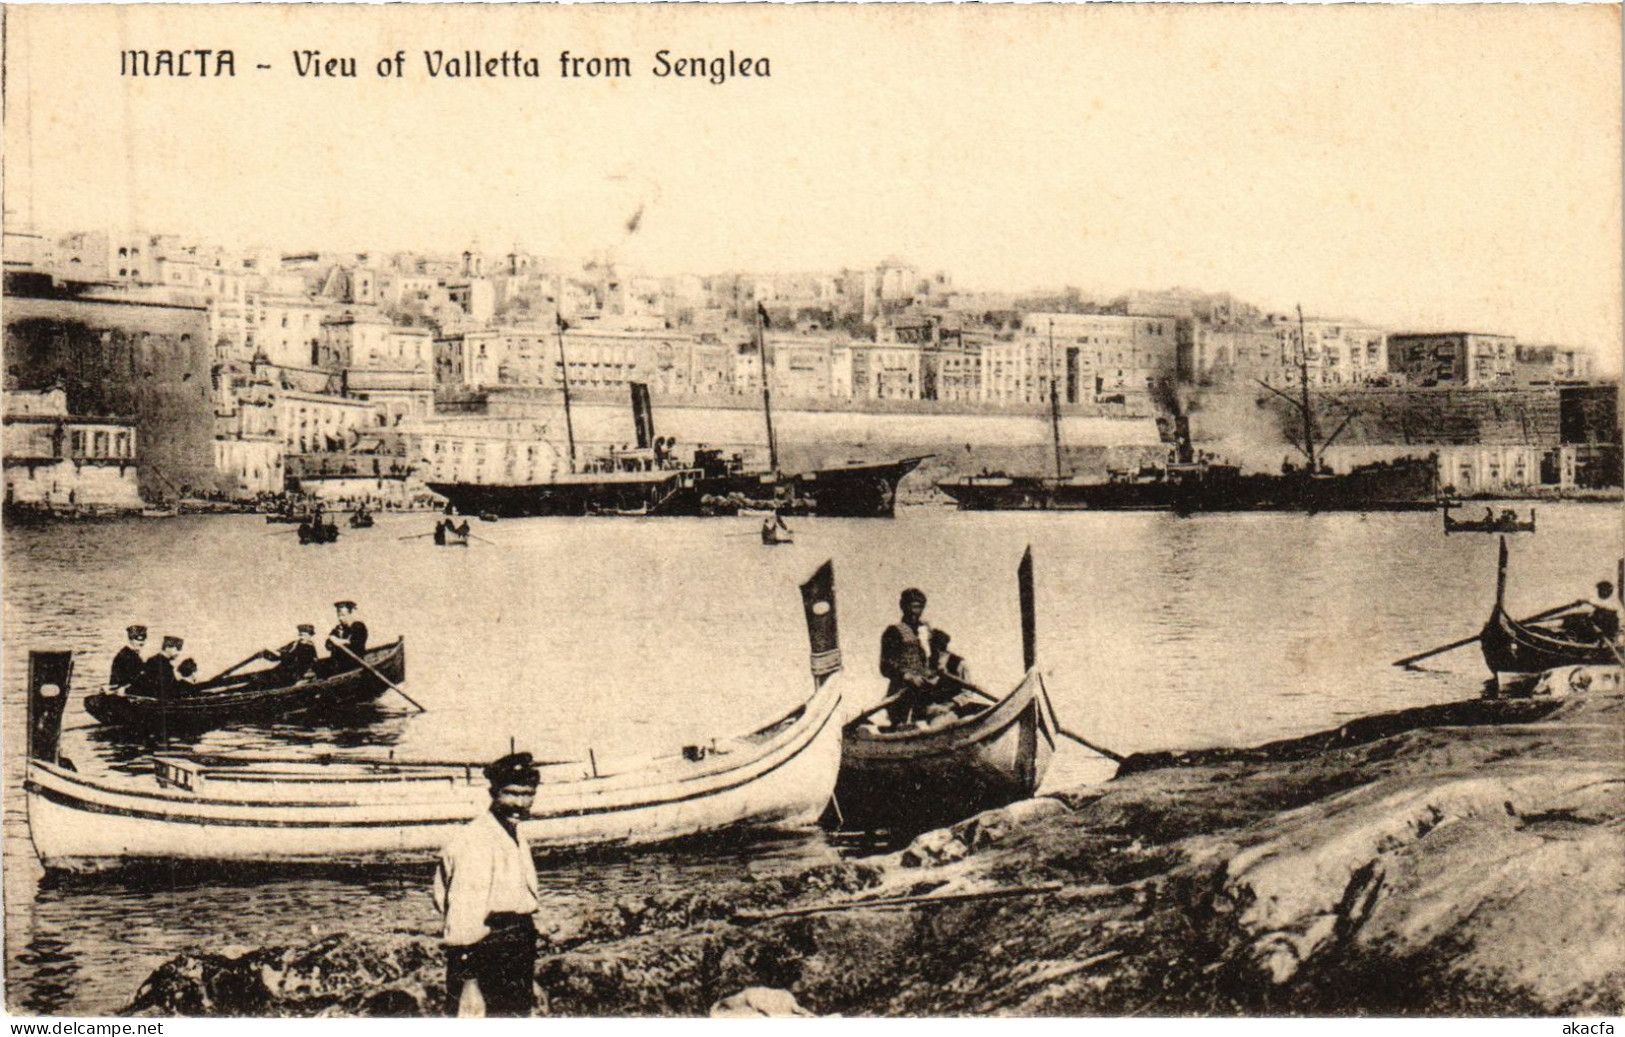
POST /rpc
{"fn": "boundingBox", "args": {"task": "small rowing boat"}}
[1480,538,1618,689]
[82,639,406,733]
[833,547,1057,833]
[298,518,340,544]
[1443,504,1535,535]
[433,523,471,547]
[25,564,845,871]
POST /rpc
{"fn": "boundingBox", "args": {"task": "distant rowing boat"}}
[1443,504,1535,535]
[24,563,846,871]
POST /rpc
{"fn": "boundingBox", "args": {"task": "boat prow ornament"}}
[802,560,842,683]
[27,650,75,769]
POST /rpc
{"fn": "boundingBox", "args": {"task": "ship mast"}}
[1296,304,1317,474]
[756,303,780,473]
[554,305,577,473]
[1046,319,1065,480]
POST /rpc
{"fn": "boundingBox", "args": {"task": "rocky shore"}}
[129,669,1624,1017]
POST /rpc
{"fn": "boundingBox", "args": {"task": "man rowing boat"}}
[320,600,368,674]
[879,588,969,727]
[134,636,187,702]
[256,624,319,687]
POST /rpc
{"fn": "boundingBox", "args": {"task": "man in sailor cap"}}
[137,635,187,701]
[110,625,148,690]
[258,623,320,686]
[322,600,369,674]
[433,752,542,1017]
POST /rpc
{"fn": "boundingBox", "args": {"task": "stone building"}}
[1387,332,1518,388]
[1018,313,1183,402]
[3,387,143,512]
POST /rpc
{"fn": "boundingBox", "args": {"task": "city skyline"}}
[3,5,1620,370]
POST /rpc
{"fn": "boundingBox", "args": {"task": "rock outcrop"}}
[129,678,1625,1017]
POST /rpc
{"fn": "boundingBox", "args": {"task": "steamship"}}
[427,384,927,519]
[939,309,1440,514]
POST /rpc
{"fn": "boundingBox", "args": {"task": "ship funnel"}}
[1175,415,1194,465]
[630,383,656,450]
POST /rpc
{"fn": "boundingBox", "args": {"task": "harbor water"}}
[4,504,1619,1014]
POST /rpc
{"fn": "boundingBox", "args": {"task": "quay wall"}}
[474,394,1169,480]
[443,389,1621,487]
[1,458,143,510]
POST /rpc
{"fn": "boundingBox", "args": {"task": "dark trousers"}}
[445,914,538,1017]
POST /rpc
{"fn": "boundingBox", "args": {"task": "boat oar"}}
[332,643,427,713]
[1391,599,1587,668]
[847,672,991,731]
[468,533,498,546]
[1051,717,1125,763]
[204,644,285,684]
[397,532,437,541]
[845,692,905,730]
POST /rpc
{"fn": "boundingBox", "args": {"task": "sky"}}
[3,4,1621,369]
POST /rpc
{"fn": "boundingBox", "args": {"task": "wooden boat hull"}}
[82,639,406,733]
[429,456,928,519]
[298,522,340,544]
[427,470,702,519]
[1443,517,1535,534]
[1480,606,1615,679]
[834,669,1056,832]
[26,675,842,870]
[939,458,1440,513]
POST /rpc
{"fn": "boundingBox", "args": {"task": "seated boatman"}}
[135,635,187,702]
[110,624,148,691]
[258,624,320,685]
[1586,581,1620,642]
[433,752,542,1017]
[878,588,969,727]
[323,600,369,673]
